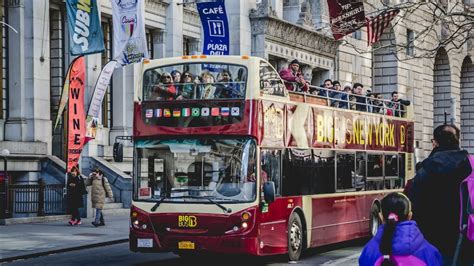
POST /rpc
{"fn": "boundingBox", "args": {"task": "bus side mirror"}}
[263,181,276,203]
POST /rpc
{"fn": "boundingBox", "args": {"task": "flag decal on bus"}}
[231,107,240,116]
[173,109,181,117]
[182,108,190,117]
[164,109,171,117]
[145,109,153,118]
[221,107,230,116]
[201,107,210,116]
[192,108,200,117]
[211,107,220,116]
[155,109,162,118]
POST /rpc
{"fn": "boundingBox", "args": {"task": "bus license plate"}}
[178,241,195,250]
[137,238,153,248]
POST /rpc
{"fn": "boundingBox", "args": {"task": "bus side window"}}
[355,152,366,191]
[367,154,384,190]
[336,153,355,192]
[384,154,400,189]
[260,149,282,196]
[259,61,287,97]
[311,150,335,194]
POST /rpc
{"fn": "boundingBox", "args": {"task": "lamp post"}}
[1,149,9,218]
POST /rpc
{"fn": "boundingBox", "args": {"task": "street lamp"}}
[1,149,9,218]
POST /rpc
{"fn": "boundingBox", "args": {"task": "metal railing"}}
[284,82,410,118]
[1,179,66,218]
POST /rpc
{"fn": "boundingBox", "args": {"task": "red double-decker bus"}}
[129,55,415,261]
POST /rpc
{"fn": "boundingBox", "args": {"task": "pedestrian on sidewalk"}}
[67,165,86,226]
[87,168,113,227]
[408,124,472,265]
[359,192,442,266]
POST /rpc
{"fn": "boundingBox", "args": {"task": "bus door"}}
[258,149,287,251]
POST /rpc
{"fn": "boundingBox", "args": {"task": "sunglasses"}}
[183,74,191,77]
[164,76,171,79]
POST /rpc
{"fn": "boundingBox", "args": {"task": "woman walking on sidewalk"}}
[87,169,113,227]
[67,165,86,225]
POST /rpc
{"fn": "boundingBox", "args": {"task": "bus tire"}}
[369,203,381,237]
[287,213,303,261]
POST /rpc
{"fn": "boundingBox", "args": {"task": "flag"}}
[155,109,162,117]
[221,107,230,116]
[66,0,105,55]
[327,0,365,40]
[211,107,220,116]
[182,108,190,117]
[366,9,400,46]
[85,60,118,143]
[164,109,171,117]
[67,56,86,172]
[173,109,181,117]
[111,0,148,65]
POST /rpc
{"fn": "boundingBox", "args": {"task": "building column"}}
[5,0,26,141]
[270,0,283,18]
[283,0,301,24]
[6,0,52,152]
[110,65,135,147]
[227,0,256,55]
[166,0,183,57]
[153,30,165,59]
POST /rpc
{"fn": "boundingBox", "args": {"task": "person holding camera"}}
[87,169,114,227]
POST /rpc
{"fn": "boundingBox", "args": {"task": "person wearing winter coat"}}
[408,124,473,265]
[86,169,114,227]
[67,165,86,226]
[278,59,309,93]
[359,192,442,266]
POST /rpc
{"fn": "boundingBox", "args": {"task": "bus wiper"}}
[203,196,232,214]
[150,196,167,212]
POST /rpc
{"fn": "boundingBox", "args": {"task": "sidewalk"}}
[0,213,129,263]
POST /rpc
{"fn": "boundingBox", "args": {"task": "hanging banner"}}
[327,0,366,40]
[196,0,229,55]
[111,0,148,65]
[66,0,105,55]
[54,56,83,129]
[67,56,86,172]
[85,60,118,143]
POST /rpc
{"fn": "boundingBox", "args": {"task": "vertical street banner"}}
[327,0,366,40]
[85,60,118,143]
[66,0,105,55]
[54,56,82,129]
[67,56,86,172]
[196,0,229,55]
[111,0,148,65]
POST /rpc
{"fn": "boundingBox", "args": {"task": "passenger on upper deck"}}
[338,83,352,109]
[171,70,181,84]
[279,59,309,92]
[215,70,241,98]
[150,72,177,100]
[176,71,196,100]
[350,83,367,112]
[387,91,411,117]
[199,71,217,99]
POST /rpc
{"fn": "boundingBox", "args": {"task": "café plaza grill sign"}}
[260,101,414,152]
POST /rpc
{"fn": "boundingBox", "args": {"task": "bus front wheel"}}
[369,204,381,237]
[287,213,303,261]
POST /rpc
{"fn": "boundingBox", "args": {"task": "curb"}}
[0,238,129,263]
[0,215,70,225]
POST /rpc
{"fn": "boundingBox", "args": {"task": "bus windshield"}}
[134,137,257,203]
[143,63,248,101]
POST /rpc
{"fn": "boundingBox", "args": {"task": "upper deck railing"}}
[283,83,413,120]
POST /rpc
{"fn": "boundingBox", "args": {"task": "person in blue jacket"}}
[359,192,442,266]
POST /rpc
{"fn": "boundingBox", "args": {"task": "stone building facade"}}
[1,0,473,186]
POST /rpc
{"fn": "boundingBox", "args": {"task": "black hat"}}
[290,59,300,65]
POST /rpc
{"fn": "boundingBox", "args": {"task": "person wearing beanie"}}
[279,59,309,92]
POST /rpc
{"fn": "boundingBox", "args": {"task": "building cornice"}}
[250,8,338,58]
[145,0,168,16]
